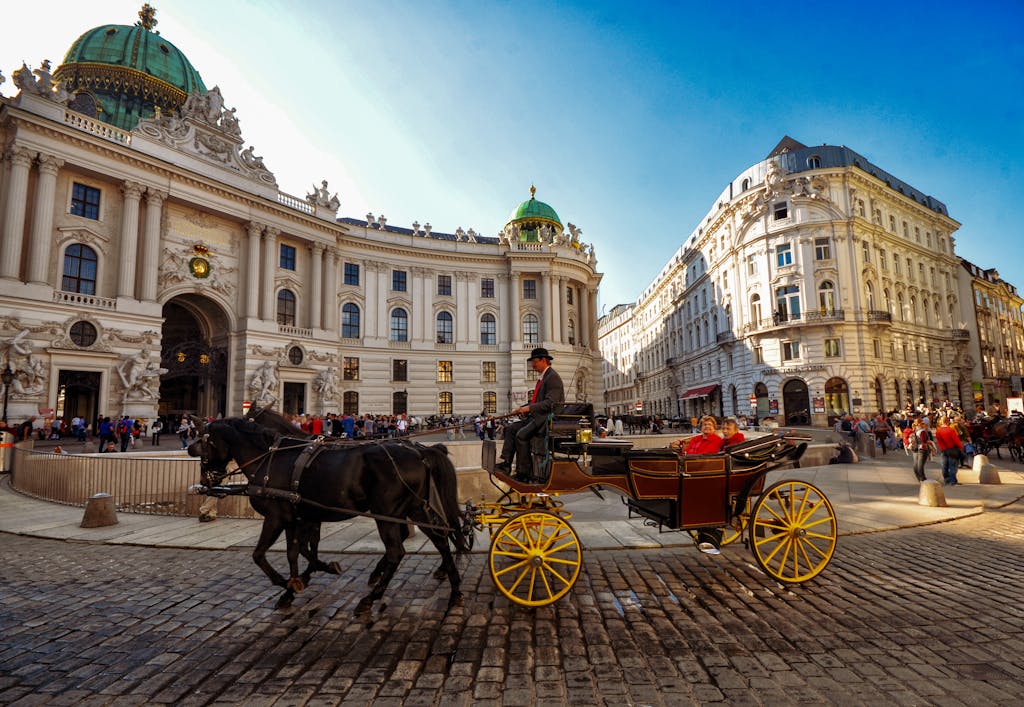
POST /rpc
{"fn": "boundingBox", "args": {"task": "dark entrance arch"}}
[753,382,769,421]
[56,370,101,429]
[160,295,230,418]
[782,379,810,425]
[874,376,885,413]
[825,377,850,425]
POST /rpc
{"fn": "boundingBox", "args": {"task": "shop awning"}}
[679,384,719,401]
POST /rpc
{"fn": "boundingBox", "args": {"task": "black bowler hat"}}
[527,347,553,362]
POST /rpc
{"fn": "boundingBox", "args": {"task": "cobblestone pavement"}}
[3,504,1024,706]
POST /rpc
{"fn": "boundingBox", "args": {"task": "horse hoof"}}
[354,598,373,616]
[287,578,306,593]
[328,561,342,575]
[275,592,295,609]
[433,567,448,581]
[368,571,382,587]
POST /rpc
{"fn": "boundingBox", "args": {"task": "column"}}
[411,268,425,341]
[323,247,339,332]
[26,154,64,284]
[0,146,35,281]
[589,288,600,352]
[561,274,569,342]
[364,263,378,339]
[422,269,434,340]
[244,222,263,318]
[139,188,167,301]
[551,276,564,345]
[496,273,509,348]
[456,272,469,343]
[540,273,551,344]
[260,227,278,321]
[309,242,324,331]
[509,273,521,347]
[117,181,144,299]
[466,274,479,343]
[580,285,590,348]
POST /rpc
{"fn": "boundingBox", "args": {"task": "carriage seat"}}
[548,402,595,455]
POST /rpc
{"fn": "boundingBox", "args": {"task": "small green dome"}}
[54,6,206,131]
[507,186,561,227]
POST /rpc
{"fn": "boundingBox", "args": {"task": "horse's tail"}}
[421,443,469,554]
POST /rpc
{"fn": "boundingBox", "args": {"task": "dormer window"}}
[807,155,821,169]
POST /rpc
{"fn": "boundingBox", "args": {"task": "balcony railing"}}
[804,309,845,323]
[868,310,893,323]
[278,325,313,338]
[951,329,970,340]
[277,191,314,214]
[54,290,117,310]
[716,331,736,344]
[65,110,131,145]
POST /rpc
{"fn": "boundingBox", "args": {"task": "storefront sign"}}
[758,364,827,377]
[768,399,779,414]
[749,394,758,407]
[812,397,825,414]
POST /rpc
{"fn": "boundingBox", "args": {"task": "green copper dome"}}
[54,5,207,131]
[507,186,561,227]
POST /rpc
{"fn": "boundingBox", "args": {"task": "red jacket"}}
[685,433,724,455]
[934,425,964,452]
[723,432,745,447]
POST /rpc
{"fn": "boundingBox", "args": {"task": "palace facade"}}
[599,136,983,424]
[0,8,601,425]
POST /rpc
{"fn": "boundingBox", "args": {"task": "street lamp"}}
[1,364,13,424]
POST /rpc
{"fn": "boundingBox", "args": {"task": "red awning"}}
[679,384,719,401]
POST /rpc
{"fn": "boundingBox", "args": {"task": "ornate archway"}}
[782,379,810,425]
[160,294,231,418]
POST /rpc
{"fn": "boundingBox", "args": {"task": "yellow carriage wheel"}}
[488,511,583,607]
[749,480,837,583]
[721,498,751,546]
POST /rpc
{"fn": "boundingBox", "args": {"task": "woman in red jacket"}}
[672,416,724,456]
[934,415,965,486]
[722,417,745,448]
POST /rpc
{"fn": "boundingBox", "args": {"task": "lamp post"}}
[1,364,13,424]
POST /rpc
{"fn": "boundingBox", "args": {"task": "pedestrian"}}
[151,418,163,446]
[177,417,192,449]
[118,416,132,452]
[97,416,116,452]
[934,416,965,486]
[909,419,933,483]
[872,413,891,455]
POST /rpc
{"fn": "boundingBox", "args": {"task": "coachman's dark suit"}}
[500,366,565,479]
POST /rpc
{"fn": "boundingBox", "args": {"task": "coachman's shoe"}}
[198,514,216,523]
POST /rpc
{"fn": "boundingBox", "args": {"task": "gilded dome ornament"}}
[138,4,158,31]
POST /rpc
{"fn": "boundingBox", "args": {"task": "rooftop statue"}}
[308,180,340,211]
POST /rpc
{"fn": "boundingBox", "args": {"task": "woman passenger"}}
[671,416,724,456]
[721,417,745,448]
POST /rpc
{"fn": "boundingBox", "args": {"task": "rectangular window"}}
[773,202,789,220]
[437,274,452,296]
[889,215,896,232]
[824,338,841,357]
[894,257,902,275]
[776,244,793,267]
[523,279,537,299]
[918,263,925,282]
[814,238,831,260]
[873,338,881,358]
[879,249,887,270]
[343,262,360,286]
[482,361,497,383]
[438,391,453,415]
[747,254,759,276]
[483,392,497,415]
[392,270,407,291]
[480,278,494,298]
[567,287,574,305]
[862,241,871,264]
[753,346,764,364]
[70,183,101,220]
[437,360,453,383]
[343,356,359,381]
[279,244,296,270]
[782,341,800,361]
[392,359,408,382]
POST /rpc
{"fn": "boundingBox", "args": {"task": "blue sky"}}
[5,0,1023,311]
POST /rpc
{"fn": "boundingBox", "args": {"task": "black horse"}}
[189,416,467,613]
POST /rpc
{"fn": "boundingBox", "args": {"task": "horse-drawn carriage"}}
[189,405,836,612]
[967,414,1024,462]
[469,403,837,607]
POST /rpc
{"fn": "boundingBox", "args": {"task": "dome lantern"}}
[505,185,562,243]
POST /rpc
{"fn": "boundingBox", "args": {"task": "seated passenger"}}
[671,416,725,555]
[721,417,745,448]
[671,416,724,456]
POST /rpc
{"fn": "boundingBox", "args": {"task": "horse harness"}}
[198,432,456,533]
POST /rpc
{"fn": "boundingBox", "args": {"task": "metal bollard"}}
[81,492,118,528]
[918,479,947,507]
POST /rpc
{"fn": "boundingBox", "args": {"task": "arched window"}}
[436,311,454,344]
[390,308,408,342]
[480,313,496,345]
[341,303,360,338]
[343,391,359,416]
[819,280,837,312]
[523,313,539,344]
[934,301,942,327]
[568,319,576,345]
[897,293,906,321]
[276,289,296,326]
[922,298,930,327]
[750,294,762,323]
[482,391,497,415]
[741,178,750,191]
[884,288,893,315]
[62,244,97,295]
[910,296,918,321]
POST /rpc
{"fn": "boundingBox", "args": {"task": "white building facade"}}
[0,12,601,426]
[600,137,971,425]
